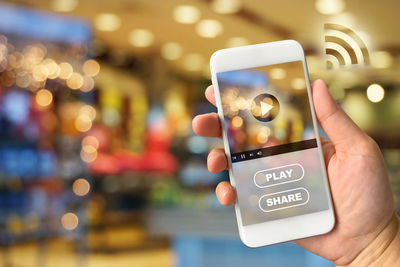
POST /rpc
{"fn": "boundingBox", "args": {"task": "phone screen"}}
[217,60,330,226]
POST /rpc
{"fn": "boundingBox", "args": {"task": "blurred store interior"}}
[0,0,399,266]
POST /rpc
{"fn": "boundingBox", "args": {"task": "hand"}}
[192,80,400,266]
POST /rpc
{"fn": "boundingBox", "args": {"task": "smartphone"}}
[210,40,335,247]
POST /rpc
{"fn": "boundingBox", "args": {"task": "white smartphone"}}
[210,40,335,247]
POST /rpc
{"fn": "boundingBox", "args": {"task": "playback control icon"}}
[231,149,263,163]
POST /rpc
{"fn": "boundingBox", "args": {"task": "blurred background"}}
[0,0,399,266]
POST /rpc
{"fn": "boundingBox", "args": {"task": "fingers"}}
[192,113,221,137]
[205,85,216,106]
[207,148,228,173]
[216,181,236,206]
[312,80,366,150]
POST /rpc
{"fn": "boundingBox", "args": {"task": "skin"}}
[192,80,400,266]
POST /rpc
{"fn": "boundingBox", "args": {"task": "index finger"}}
[205,85,216,106]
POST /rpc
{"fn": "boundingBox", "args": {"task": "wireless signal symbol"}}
[324,24,370,69]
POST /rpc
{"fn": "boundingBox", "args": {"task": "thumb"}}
[312,80,366,150]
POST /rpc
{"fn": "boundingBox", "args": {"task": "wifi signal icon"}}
[324,24,370,69]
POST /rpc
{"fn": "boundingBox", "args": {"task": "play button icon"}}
[251,93,280,122]
[260,101,273,117]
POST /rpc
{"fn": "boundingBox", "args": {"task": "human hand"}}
[192,80,400,266]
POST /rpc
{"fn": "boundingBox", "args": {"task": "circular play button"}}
[251,93,280,122]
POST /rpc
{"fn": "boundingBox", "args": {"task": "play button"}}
[251,93,280,122]
[260,101,273,116]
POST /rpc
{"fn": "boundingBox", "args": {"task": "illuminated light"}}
[82,136,99,149]
[371,51,393,69]
[32,65,48,82]
[61,212,78,230]
[291,78,306,90]
[72,178,91,197]
[128,29,155,47]
[257,131,269,143]
[211,0,242,14]
[161,42,183,60]
[15,74,32,88]
[82,59,100,77]
[315,0,345,15]
[50,0,78,12]
[225,37,249,48]
[366,83,385,103]
[79,105,96,120]
[75,115,92,132]
[94,13,121,32]
[80,146,98,163]
[173,5,201,24]
[58,62,73,79]
[80,76,95,92]
[232,116,243,128]
[67,73,84,90]
[182,53,205,71]
[35,89,53,107]
[196,19,223,38]
[43,59,60,79]
[269,68,286,80]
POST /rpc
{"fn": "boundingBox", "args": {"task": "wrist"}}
[338,213,400,267]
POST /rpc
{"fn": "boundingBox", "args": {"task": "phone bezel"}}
[210,40,335,247]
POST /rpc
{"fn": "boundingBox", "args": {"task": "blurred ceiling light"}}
[366,83,385,103]
[232,116,243,128]
[371,51,393,69]
[182,53,205,71]
[94,13,121,32]
[269,68,286,80]
[72,178,90,197]
[226,37,249,48]
[83,59,100,77]
[257,131,269,144]
[291,78,306,90]
[173,5,201,24]
[61,212,78,230]
[82,135,99,149]
[67,73,84,90]
[80,145,97,163]
[129,29,154,47]
[75,114,92,132]
[58,62,73,79]
[43,59,60,79]
[211,0,242,14]
[50,0,78,12]
[35,89,53,107]
[196,19,223,38]
[315,0,345,15]
[79,105,96,120]
[32,65,48,82]
[80,76,95,92]
[161,42,183,60]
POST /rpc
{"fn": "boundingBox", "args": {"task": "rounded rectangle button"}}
[254,163,304,188]
[258,188,309,212]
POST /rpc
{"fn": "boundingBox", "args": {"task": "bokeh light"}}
[61,212,79,230]
[72,178,91,196]
[82,59,100,77]
[173,5,201,24]
[35,89,53,107]
[366,83,385,103]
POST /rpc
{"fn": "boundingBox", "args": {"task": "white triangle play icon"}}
[260,101,273,116]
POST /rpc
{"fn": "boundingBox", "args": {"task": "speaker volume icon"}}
[324,24,370,69]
